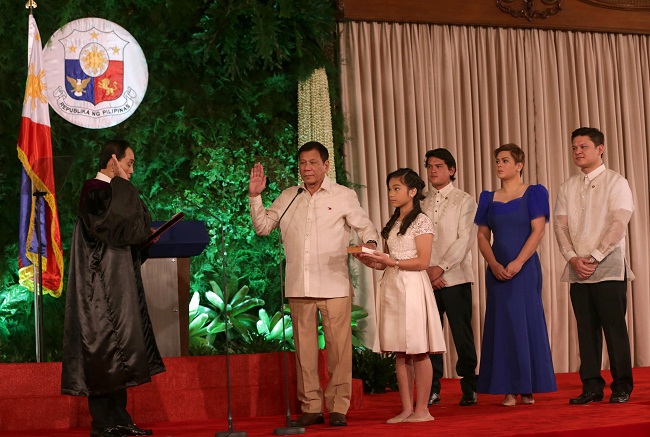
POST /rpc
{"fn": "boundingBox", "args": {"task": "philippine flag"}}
[17,14,64,297]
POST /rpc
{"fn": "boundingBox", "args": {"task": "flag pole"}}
[25,0,43,362]
[32,188,46,362]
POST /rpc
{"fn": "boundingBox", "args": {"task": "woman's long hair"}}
[380,168,426,240]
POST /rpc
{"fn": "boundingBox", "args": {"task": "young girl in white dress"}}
[356,168,446,424]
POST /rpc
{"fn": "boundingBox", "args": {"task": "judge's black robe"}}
[61,176,165,396]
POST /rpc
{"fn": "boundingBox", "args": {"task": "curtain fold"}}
[340,21,650,374]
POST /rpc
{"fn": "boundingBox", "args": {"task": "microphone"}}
[160,183,183,200]
[161,183,246,437]
[277,188,304,224]
[273,186,306,435]
[160,184,178,197]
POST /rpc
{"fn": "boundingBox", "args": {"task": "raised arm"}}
[248,162,280,236]
[249,162,267,197]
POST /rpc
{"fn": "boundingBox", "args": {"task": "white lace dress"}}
[373,213,446,355]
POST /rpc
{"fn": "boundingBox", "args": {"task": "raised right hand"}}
[249,162,267,197]
[111,154,128,179]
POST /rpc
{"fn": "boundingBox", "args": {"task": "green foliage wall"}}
[0,0,342,361]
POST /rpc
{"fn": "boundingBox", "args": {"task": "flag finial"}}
[25,0,37,10]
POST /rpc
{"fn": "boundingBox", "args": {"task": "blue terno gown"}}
[475,184,557,394]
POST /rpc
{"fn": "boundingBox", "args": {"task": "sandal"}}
[502,394,517,406]
[521,394,535,405]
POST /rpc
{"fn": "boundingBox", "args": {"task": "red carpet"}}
[2,356,650,436]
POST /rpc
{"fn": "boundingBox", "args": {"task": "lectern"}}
[140,220,209,357]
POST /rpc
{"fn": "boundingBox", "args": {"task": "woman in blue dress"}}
[475,143,557,406]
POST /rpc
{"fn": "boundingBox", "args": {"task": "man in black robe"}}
[61,140,165,437]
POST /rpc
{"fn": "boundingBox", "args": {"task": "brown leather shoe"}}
[329,412,347,426]
[290,412,324,427]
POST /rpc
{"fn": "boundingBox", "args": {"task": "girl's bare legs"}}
[406,355,415,402]
[406,353,434,421]
[386,353,414,423]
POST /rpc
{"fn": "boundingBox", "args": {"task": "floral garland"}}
[298,68,336,180]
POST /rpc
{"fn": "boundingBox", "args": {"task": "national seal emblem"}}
[43,18,148,129]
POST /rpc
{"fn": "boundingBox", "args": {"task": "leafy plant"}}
[188,277,265,353]
[219,331,284,354]
[350,304,369,348]
[352,347,398,394]
[0,268,65,363]
[188,343,218,357]
[0,284,33,362]
[207,279,264,341]
[188,291,219,353]
[0,285,31,341]
[256,307,294,349]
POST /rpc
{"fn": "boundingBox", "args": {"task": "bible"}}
[346,245,375,254]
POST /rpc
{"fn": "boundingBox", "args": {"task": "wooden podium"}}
[140,220,209,357]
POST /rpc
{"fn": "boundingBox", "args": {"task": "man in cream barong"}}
[421,148,478,407]
[554,127,635,405]
[249,141,379,427]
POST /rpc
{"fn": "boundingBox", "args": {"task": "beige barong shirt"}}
[554,164,635,283]
[249,177,379,298]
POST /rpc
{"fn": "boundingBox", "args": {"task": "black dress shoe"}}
[290,412,324,427]
[114,424,153,436]
[569,392,604,405]
[428,392,441,405]
[609,392,630,403]
[329,412,347,426]
[90,427,125,437]
[459,392,478,406]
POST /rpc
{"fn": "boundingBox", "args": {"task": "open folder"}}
[142,211,185,249]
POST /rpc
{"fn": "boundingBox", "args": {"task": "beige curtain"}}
[340,21,650,375]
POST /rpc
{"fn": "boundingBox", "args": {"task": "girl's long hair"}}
[381,168,426,240]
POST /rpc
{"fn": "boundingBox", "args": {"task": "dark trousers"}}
[429,283,478,395]
[88,388,132,429]
[570,280,633,395]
